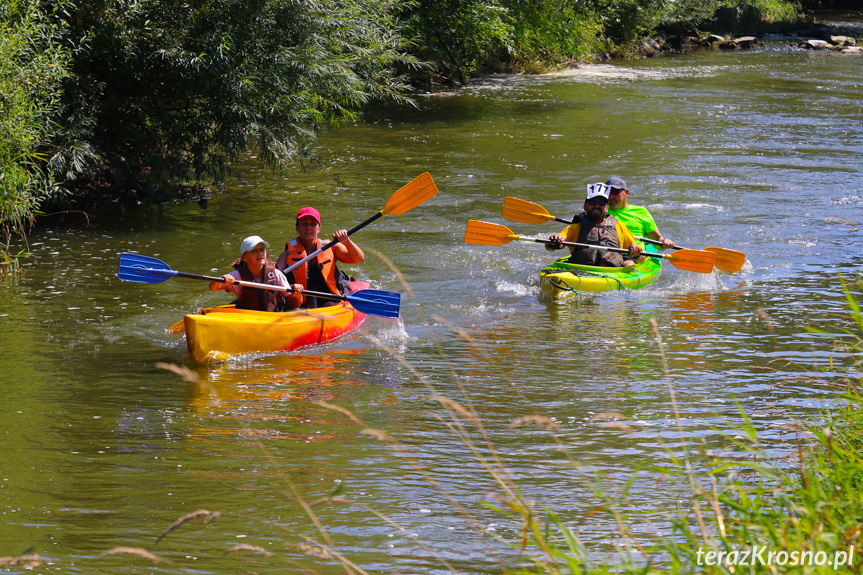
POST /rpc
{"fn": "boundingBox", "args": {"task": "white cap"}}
[586,182,610,201]
[239,235,270,255]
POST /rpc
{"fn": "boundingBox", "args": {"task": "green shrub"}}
[49,0,419,202]
[0,0,69,254]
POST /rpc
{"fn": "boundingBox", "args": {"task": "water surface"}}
[2,41,862,573]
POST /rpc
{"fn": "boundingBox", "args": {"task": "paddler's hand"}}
[290,284,303,294]
[547,233,565,251]
[332,229,350,243]
[660,237,675,250]
[628,244,642,260]
[210,273,235,291]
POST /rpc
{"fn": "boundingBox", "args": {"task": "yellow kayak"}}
[183,281,369,363]
[539,247,662,295]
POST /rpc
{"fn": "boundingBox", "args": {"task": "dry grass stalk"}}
[360,428,398,443]
[247,437,344,569]
[315,401,364,426]
[97,547,167,563]
[0,555,43,568]
[588,411,627,422]
[298,543,332,559]
[155,362,201,384]
[599,422,636,435]
[224,544,274,556]
[508,415,561,431]
[155,509,220,544]
[755,308,775,332]
[685,492,710,545]
[433,394,480,426]
[649,318,682,431]
[308,495,353,507]
[430,315,476,345]
[292,534,374,575]
[707,477,727,539]
[366,247,413,297]
[156,362,223,403]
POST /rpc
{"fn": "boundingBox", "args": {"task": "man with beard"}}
[546,182,642,266]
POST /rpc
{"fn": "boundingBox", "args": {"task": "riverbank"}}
[0,0,841,252]
[619,13,863,60]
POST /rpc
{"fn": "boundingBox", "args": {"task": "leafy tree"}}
[402,0,512,85]
[49,0,420,202]
[0,0,69,249]
[501,0,602,70]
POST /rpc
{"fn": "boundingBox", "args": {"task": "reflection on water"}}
[2,41,862,572]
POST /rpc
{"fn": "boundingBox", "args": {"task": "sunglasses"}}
[586,198,608,206]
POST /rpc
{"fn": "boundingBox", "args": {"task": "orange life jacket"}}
[280,238,341,297]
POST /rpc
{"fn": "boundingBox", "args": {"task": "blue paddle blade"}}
[117,253,178,284]
[346,289,401,318]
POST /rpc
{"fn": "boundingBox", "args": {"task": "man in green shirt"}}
[606,176,676,250]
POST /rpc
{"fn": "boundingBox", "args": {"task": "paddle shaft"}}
[638,236,687,251]
[503,197,738,272]
[504,199,672,245]
[281,212,382,276]
[545,215,672,248]
[522,236,668,259]
[531,215,675,256]
[179,270,351,303]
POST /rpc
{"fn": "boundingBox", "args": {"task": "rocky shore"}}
[638,19,862,56]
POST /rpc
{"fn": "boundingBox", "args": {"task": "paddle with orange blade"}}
[501,196,745,273]
[282,172,438,276]
[464,220,716,274]
[634,235,744,273]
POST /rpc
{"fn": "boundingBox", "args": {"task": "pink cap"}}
[296,207,321,223]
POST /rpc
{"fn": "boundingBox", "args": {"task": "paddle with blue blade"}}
[501,196,745,273]
[282,172,438,277]
[464,220,716,274]
[118,253,401,318]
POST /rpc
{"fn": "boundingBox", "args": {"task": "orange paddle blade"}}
[502,197,555,225]
[665,249,716,274]
[703,247,745,273]
[382,172,438,215]
[464,220,519,246]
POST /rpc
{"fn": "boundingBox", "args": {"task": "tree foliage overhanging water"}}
[0,0,847,254]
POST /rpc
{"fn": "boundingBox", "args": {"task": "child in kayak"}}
[276,207,364,308]
[210,235,304,311]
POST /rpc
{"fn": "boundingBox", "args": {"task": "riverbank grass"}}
[474,311,863,573]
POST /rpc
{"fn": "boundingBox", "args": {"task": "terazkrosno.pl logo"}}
[696,546,855,568]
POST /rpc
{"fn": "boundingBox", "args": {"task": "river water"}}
[2,40,862,573]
